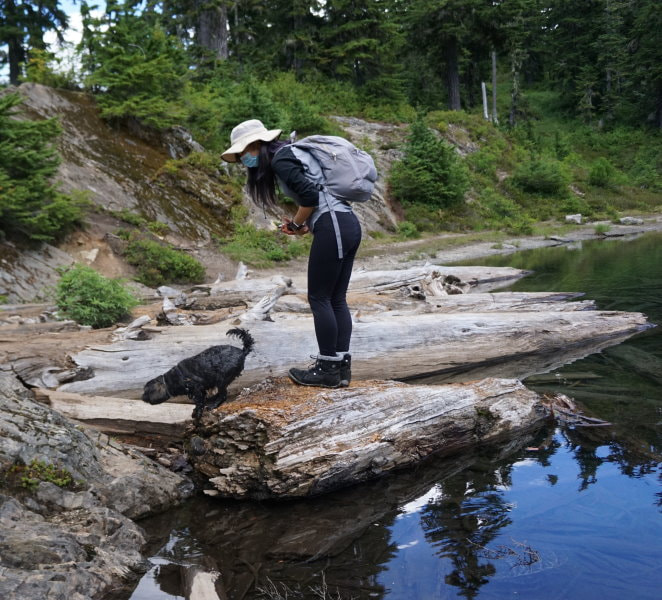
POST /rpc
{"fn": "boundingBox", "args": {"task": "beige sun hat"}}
[221,119,282,162]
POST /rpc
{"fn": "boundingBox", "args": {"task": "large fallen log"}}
[192,377,550,499]
[59,309,650,398]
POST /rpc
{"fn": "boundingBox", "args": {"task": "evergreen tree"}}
[629,0,662,128]
[0,0,68,84]
[0,93,84,241]
[80,1,189,129]
[317,0,404,100]
[401,0,501,111]
[389,118,468,209]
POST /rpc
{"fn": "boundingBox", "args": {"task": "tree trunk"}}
[492,49,498,124]
[509,47,525,127]
[445,37,461,110]
[193,377,552,499]
[196,1,229,60]
[8,34,24,85]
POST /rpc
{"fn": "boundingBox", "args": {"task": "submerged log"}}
[59,309,650,398]
[192,377,550,499]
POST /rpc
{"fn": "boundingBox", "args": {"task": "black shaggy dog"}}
[142,328,254,421]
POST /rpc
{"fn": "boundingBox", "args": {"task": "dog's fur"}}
[142,328,254,421]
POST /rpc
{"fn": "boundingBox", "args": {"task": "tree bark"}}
[445,37,462,110]
[196,1,229,60]
[193,377,552,499]
[492,49,498,124]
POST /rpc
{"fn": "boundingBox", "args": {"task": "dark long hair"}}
[246,140,288,210]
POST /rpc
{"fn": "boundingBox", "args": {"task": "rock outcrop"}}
[0,368,193,600]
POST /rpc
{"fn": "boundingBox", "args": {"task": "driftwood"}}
[33,388,193,439]
[273,291,596,315]
[59,309,650,398]
[188,265,526,306]
[347,264,530,293]
[192,377,551,499]
[192,275,292,301]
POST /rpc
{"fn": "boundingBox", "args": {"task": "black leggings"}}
[308,211,362,357]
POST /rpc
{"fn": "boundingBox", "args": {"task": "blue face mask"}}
[240,153,258,168]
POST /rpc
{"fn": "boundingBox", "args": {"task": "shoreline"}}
[350,214,662,271]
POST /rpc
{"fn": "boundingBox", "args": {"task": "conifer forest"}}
[1,0,661,241]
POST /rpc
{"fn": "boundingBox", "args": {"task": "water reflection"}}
[126,435,537,600]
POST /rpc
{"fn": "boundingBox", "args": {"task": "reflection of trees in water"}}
[560,426,660,495]
[419,461,515,599]
[134,437,539,600]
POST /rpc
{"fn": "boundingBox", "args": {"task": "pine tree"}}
[316,0,404,100]
[0,93,84,241]
[0,0,68,84]
[80,2,189,129]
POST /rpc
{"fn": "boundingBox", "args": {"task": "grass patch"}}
[217,207,311,268]
[1,459,82,492]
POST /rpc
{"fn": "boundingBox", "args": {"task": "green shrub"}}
[628,147,662,191]
[589,157,616,187]
[477,190,535,234]
[560,195,591,216]
[124,239,206,287]
[216,77,288,143]
[23,48,76,89]
[389,118,469,209]
[402,203,445,233]
[112,209,146,227]
[3,459,81,492]
[396,221,420,239]
[512,157,569,196]
[56,264,138,328]
[147,221,170,236]
[594,223,611,235]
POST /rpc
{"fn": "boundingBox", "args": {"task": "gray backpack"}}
[291,135,378,203]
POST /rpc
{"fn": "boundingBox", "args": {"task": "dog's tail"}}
[226,327,255,356]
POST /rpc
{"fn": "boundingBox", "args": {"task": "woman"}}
[222,119,362,388]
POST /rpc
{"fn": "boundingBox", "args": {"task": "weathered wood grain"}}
[58,309,650,398]
[192,377,550,499]
[33,388,193,438]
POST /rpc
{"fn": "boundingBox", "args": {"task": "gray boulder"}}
[0,368,193,599]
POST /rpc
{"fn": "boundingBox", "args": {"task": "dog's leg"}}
[188,386,207,423]
[205,388,228,411]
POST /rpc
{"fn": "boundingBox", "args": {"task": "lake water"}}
[124,233,662,600]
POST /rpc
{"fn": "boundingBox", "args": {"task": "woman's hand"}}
[280,217,309,235]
